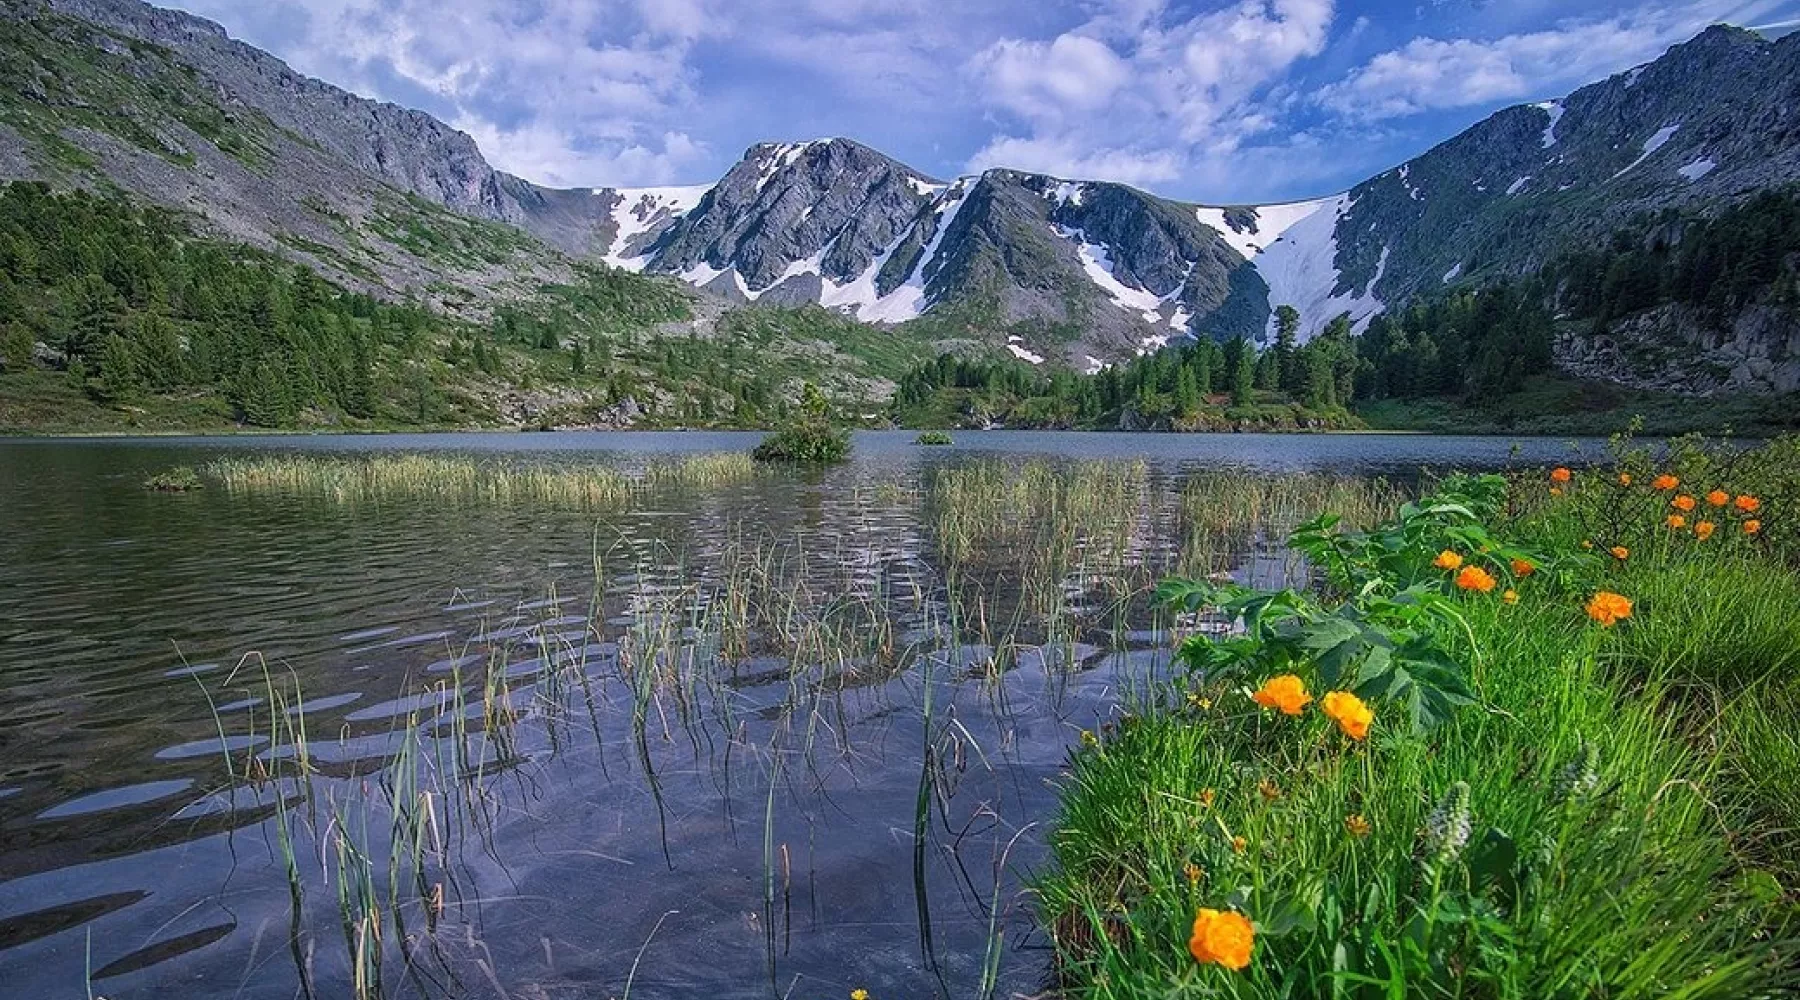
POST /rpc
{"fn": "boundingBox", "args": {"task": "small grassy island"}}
[1036,436,1800,996]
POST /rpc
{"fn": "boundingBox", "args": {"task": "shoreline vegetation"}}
[6,184,1799,440]
[1038,434,1800,997]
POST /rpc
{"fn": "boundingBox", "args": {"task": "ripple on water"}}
[153,735,269,760]
[283,691,363,715]
[337,626,400,643]
[0,891,150,951]
[342,687,463,723]
[161,663,219,679]
[36,779,195,820]
[91,922,235,980]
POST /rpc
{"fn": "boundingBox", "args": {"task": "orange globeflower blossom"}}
[1672,495,1697,513]
[1230,835,1247,855]
[1321,691,1374,740]
[1581,540,1594,550]
[1618,473,1634,487]
[1695,521,1716,540]
[1652,474,1679,491]
[1189,908,1255,970]
[1503,589,1519,605]
[1433,550,1463,571]
[1251,675,1312,716]
[1345,814,1372,838]
[1706,490,1729,508]
[1745,520,1762,535]
[1736,495,1762,513]
[1550,467,1572,484]
[1666,514,1687,530]
[1455,566,1497,593]
[1587,591,1634,627]
[1609,546,1629,561]
[1511,558,1535,578]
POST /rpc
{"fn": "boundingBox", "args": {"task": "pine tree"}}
[1274,305,1300,393]
[1230,338,1255,406]
[571,340,586,375]
[95,332,140,401]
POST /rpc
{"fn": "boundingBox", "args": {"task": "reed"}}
[205,451,757,508]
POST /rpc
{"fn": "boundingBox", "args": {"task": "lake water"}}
[0,431,1612,999]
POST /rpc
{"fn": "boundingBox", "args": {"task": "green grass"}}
[1035,446,1800,998]
[915,431,954,445]
[1357,375,1800,438]
[206,452,757,506]
[143,466,202,492]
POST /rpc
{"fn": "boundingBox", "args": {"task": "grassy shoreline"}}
[1036,442,1800,996]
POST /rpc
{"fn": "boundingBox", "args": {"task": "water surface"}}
[0,431,1607,999]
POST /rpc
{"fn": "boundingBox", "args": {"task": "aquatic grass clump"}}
[143,466,203,492]
[915,431,954,446]
[205,452,757,508]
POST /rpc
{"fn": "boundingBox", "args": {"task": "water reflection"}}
[0,432,1600,998]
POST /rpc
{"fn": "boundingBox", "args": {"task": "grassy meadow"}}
[1035,436,1800,998]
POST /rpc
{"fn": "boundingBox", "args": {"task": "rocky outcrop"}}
[1556,304,1800,395]
[6,0,1800,372]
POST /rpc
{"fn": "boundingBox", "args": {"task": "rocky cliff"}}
[3,0,1798,372]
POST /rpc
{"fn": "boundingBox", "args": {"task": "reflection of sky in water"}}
[0,431,1607,998]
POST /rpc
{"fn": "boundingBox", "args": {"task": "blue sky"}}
[166,0,1799,203]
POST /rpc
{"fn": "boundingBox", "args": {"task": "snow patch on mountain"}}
[1677,156,1716,181]
[1534,101,1565,148]
[1442,261,1462,283]
[1055,225,1165,321]
[1194,201,1329,261]
[1006,336,1044,364]
[600,184,712,269]
[1506,175,1531,196]
[1251,194,1385,341]
[1611,125,1680,180]
[815,183,972,324]
[1047,181,1086,206]
[754,141,823,191]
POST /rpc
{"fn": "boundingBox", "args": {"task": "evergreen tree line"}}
[0,182,440,424]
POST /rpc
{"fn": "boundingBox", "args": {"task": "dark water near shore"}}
[0,431,1609,999]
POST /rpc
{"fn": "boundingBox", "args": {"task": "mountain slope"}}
[3,0,1798,375]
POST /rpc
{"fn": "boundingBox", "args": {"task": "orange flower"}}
[1671,495,1697,513]
[1735,495,1761,513]
[1455,565,1497,593]
[1502,589,1519,605]
[1251,675,1312,716]
[1666,514,1687,530]
[1587,591,1633,627]
[1550,467,1572,484]
[1510,558,1535,578]
[1618,473,1634,487]
[1706,490,1729,508]
[1695,521,1716,540]
[1230,835,1247,855]
[1581,540,1594,550]
[1652,474,1679,491]
[1189,908,1255,970]
[1199,788,1216,808]
[1257,778,1282,802]
[1609,546,1628,561]
[1433,550,1463,571]
[1745,520,1762,535]
[1184,862,1204,886]
[1321,690,1374,740]
[1345,814,1372,838]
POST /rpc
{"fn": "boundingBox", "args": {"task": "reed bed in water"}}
[205,452,757,508]
[930,459,1149,568]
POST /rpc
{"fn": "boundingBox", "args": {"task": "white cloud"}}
[1319,1,1783,119]
[970,34,1132,120]
[966,135,1183,186]
[964,0,1335,187]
